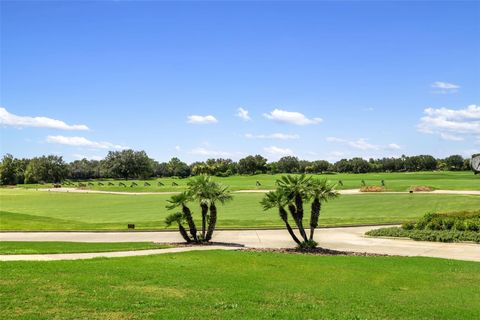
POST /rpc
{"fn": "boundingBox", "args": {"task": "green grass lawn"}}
[1,250,479,319]
[0,242,171,254]
[1,189,479,230]
[12,171,480,192]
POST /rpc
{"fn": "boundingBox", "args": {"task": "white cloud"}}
[189,147,232,157]
[431,81,460,93]
[418,104,480,141]
[0,107,89,130]
[263,109,323,125]
[245,133,299,140]
[235,107,251,121]
[174,145,181,151]
[187,115,218,124]
[326,137,400,151]
[439,133,464,141]
[348,139,379,151]
[263,146,295,157]
[46,135,127,149]
[72,154,103,161]
[387,143,401,150]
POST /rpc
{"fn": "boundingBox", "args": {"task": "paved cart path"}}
[1,226,478,262]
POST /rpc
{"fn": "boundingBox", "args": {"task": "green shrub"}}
[466,219,480,232]
[453,220,466,231]
[426,220,442,231]
[367,210,480,243]
[402,221,415,230]
[366,227,480,243]
[403,211,480,232]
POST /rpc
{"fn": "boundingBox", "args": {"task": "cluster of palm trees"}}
[165,175,232,243]
[261,175,339,248]
[166,174,339,248]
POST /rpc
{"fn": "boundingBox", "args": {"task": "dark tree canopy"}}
[103,150,153,179]
[24,155,67,183]
[237,155,268,174]
[167,157,191,178]
[276,156,300,173]
[443,155,465,171]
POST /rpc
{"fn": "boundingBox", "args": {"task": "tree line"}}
[0,150,473,185]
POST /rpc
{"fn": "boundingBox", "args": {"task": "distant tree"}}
[167,157,190,178]
[204,158,236,176]
[277,156,300,173]
[298,160,311,173]
[349,157,372,173]
[12,158,29,184]
[266,162,279,174]
[153,162,170,177]
[334,159,352,173]
[24,155,67,183]
[237,155,267,174]
[305,160,330,174]
[444,155,464,171]
[0,154,17,185]
[419,155,438,171]
[68,159,102,180]
[191,162,210,175]
[404,155,437,171]
[191,158,237,177]
[103,150,153,179]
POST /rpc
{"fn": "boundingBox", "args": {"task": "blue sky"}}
[1,1,479,163]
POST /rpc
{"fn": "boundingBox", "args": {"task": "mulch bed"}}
[162,241,245,248]
[161,242,388,257]
[241,247,389,257]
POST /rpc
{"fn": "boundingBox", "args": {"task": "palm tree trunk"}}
[205,203,217,241]
[201,203,208,240]
[284,220,302,245]
[182,204,198,242]
[178,223,191,243]
[295,194,304,220]
[294,194,308,241]
[309,198,321,241]
[288,204,308,242]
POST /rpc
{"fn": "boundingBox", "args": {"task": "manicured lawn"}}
[13,171,480,192]
[1,189,479,230]
[1,250,479,319]
[0,242,171,254]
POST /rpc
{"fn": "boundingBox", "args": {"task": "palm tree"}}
[262,174,339,249]
[277,174,311,242]
[166,191,198,242]
[164,212,191,243]
[308,179,339,240]
[205,184,232,241]
[187,175,233,242]
[260,190,301,245]
[188,175,212,240]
